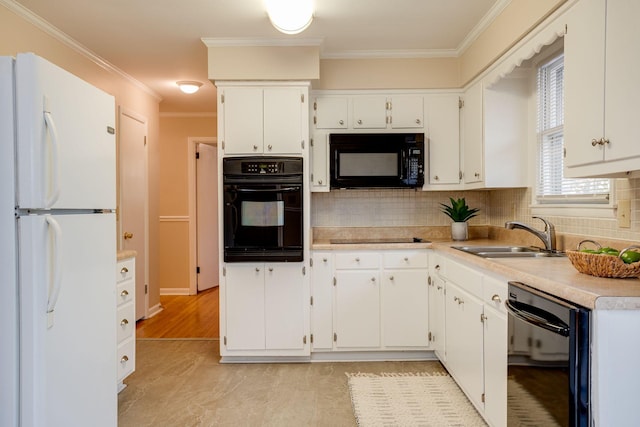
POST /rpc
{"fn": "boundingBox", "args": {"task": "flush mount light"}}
[265,0,314,35]
[177,81,203,94]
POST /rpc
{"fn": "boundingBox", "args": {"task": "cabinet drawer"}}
[117,338,135,381]
[442,257,483,299]
[117,279,134,307]
[334,252,380,270]
[117,258,135,283]
[383,250,428,269]
[483,275,507,315]
[117,303,135,344]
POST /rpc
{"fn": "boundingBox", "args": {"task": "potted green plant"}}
[440,197,480,241]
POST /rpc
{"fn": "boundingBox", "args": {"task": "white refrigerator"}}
[0,53,118,426]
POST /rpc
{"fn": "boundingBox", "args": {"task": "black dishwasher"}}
[506,281,590,427]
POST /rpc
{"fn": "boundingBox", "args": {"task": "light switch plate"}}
[617,199,631,228]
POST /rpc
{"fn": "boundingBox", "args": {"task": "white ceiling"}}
[9,0,504,113]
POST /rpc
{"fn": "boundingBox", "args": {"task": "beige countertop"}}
[311,227,640,310]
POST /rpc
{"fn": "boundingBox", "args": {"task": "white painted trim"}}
[321,49,458,59]
[188,137,217,296]
[456,0,512,55]
[158,216,189,222]
[160,288,191,296]
[0,0,161,101]
[160,112,217,118]
[144,303,163,319]
[201,37,324,48]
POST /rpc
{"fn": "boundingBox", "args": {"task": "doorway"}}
[188,137,218,295]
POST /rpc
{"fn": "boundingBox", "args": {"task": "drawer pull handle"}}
[120,290,129,297]
[120,267,129,273]
[120,319,129,326]
[403,257,409,262]
[491,294,502,303]
[120,355,129,364]
[371,277,376,283]
[355,257,360,262]
[389,276,394,281]
[322,258,327,263]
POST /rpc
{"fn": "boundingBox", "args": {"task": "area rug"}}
[346,372,487,427]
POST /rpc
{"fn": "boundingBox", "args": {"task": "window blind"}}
[536,54,609,203]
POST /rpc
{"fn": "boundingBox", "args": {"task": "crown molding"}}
[1,0,162,101]
[456,0,513,56]
[320,49,458,60]
[201,37,324,48]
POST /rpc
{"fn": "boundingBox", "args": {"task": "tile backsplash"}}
[311,178,639,243]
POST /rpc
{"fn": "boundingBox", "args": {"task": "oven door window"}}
[224,184,302,261]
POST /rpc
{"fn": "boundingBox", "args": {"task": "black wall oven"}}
[506,281,590,426]
[223,157,303,263]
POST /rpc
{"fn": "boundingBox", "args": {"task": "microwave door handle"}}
[236,187,300,193]
[505,299,570,337]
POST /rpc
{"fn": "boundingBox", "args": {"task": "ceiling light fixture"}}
[265,0,314,35]
[177,81,203,94]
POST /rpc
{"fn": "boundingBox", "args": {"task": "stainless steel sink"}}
[452,245,566,258]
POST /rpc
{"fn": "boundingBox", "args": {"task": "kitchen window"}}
[535,54,611,206]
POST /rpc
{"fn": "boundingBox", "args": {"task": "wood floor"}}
[135,287,219,339]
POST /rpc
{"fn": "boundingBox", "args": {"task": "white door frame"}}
[188,137,217,295]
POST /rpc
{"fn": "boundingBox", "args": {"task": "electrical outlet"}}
[617,199,631,228]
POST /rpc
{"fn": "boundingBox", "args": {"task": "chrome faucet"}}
[505,216,557,252]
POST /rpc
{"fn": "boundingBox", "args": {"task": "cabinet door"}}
[352,96,387,129]
[603,0,640,163]
[334,270,380,348]
[564,0,606,168]
[428,274,446,360]
[462,82,483,184]
[264,263,305,350]
[311,132,329,191]
[426,94,461,185]
[264,87,304,155]
[224,263,265,350]
[381,270,428,347]
[221,87,264,155]
[484,305,507,427]
[445,282,484,409]
[314,97,348,129]
[311,253,334,350]
[390,95,424,128]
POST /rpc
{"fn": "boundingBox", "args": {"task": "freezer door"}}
[15,53,116,210]
[19,213,117,426]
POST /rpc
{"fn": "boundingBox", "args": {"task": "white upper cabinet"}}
[462,82,483,185]
[219,84,308,156]
[564,0,640,177]
[352,95,388,129]
[389,95,424,128]
[314,97,348,129]
[424,93,461,187]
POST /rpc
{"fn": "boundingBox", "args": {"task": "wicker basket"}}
[566,249,640,279]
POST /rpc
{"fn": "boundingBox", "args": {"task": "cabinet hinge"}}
[564,23,568,35]
[222,141,225,150]
[428,275,432,286]
[310,334,314,344]
[145,284,148,294]
[196,266,200,274]
[481,393,485,403]
[224,336,227,345]
[301,140,305,149]
[387,116,392,124]
[310,296,314,306]
[510,335,514,345]
[301,94,305,103]
[144,135,147,146]
[459,171,463,180]
[428,331,432,342]
[310,172,314,182]
[310,258,314,267]
[221,94,225,104]
[386,101,392,110]
[333,277,337,286]
[303,335,307,344]
[563,147,566,158]
[313,116,317,125]
[313,101,317,111]
[310,137,314,147]
[302,266,306,276]
[223,266,226,277]
[333,332,337,342]
[458,98,464,109]
[195,151,200,159]
[480,313,487,323]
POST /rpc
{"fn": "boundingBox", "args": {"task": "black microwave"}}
[329,133,424,189]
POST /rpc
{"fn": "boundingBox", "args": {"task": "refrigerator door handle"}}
[45,215,63,328]
[43,106,61,208]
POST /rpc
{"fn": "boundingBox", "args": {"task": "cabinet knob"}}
[317,180,323,185]
[491,294,502,303]
[253,145,258,150]
[268,267,274,272]
[357,119,363,125]
[120,355,129,364]
[434,175,439,181]
[322,258,327,263]
[591,138,600,147]
[389,276,394,281]
[120,290,129,297]
[255,267,260,273]
[475,172,480,178]
[602,138,610,145]
[355,257,360,262]
[437,285,442,290]
[435,264,440,270]
[403,257,409,262]
[339,120,344,125]
[123,232,133,240]
[371,277,376,283]
[120,267,129,273]
[415,119,421,124]
[120,319,129,326]
[267,144,273,151]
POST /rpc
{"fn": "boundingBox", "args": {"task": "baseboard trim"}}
[160,288,191,296]
[310,350,437,363]
[145,303,163,319]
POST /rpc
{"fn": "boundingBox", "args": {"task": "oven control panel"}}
[242,161,282,174]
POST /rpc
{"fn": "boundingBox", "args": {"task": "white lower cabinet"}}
[436,254,507,427]
[222,263,309,356]
[116,255,136,392]
[428,254,446,359]
[311,249,429,352]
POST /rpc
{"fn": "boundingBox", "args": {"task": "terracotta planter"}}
[451,222,468,241]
